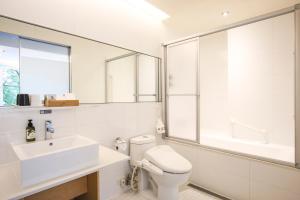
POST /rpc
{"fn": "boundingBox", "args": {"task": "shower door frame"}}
[163,4,300,168]
[295,5,300,169]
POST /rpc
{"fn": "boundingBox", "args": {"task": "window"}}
[0,32,19,106]
[0,32,70,106]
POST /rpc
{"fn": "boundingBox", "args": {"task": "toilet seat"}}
[145,145,192,174]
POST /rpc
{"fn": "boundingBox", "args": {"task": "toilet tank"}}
[130,135,156,166]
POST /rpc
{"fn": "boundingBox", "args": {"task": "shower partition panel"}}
[198,31,229,141]
[165,5,300,166]
[166,39,199,141]
[198,13,295,164]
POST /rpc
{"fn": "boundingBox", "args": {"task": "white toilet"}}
[130,135,192,200]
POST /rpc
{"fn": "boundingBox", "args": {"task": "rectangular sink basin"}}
[12,135,99,187]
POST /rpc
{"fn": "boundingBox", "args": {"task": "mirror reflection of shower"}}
[106,53,159,103]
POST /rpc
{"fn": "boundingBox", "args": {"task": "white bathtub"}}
[200,133,295,164]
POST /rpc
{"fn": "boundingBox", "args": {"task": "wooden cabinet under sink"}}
[23,172,99,200]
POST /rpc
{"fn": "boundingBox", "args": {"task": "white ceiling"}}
[148,0,300,40]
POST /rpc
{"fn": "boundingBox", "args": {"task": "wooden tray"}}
[45,100,79,107]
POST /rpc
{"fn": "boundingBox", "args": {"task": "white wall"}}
[0,0,164,57]
[100,161,130,200]
[0,103,161,199]
[0,103,161,164]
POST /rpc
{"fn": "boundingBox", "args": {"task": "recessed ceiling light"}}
[124,0,170,21]
[222,11,230,17]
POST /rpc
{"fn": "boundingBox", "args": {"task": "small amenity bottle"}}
[26,119,36,142]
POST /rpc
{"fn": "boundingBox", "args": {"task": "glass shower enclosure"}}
[164,5,300,167]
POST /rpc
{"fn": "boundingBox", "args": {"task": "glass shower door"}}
[166,38,199,141]
[198,13,295,164]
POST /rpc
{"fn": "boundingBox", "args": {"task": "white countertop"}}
[0,145,129,200]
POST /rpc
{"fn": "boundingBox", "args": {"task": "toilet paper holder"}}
[114,137,127,151]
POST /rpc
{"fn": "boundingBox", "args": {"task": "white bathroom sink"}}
[11,135,99,187]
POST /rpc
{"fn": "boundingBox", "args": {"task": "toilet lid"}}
[145,145,192,174]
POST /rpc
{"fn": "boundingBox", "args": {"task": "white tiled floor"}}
[110,188,221,200]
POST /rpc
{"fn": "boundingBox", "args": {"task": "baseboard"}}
[187,183,232,200]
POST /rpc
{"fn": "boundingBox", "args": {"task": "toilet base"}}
[151,171,191,200]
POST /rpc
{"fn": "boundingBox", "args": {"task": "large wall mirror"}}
[0,16,161,106]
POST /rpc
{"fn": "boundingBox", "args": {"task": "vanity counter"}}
[0,145,129,200]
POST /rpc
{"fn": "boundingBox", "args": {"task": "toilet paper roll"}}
[30,95,42,106]
[116,142,127,151]
[114,138,128,152]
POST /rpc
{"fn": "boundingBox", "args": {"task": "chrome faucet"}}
[45,120,55,140]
